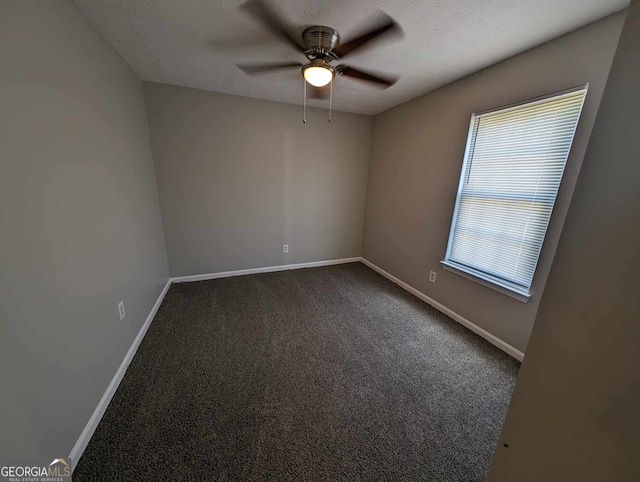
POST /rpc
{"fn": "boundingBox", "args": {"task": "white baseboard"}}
[359,258,524,361]
[171,257,361,283]
[69,278,172,472]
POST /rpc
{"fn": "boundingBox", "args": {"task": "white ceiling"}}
[73,0,628,116]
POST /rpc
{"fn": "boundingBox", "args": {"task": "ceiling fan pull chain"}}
[303,77,307,124]
[329,77,333,123]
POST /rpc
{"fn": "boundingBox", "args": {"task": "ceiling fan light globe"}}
[303,66,333,87]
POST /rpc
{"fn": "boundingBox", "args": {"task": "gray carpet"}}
[74,262,519,481]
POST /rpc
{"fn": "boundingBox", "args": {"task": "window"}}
[442,86,588,301]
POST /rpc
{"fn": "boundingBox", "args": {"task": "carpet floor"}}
[74,262,519,481]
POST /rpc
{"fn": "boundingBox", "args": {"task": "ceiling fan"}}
[235,0,402,121]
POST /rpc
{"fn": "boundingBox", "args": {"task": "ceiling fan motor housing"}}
[302,26,340,59]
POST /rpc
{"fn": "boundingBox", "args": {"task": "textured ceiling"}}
[73,0,628,115]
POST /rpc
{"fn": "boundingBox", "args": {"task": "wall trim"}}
[171,257,361,283]
[360,258,525,361]
[69,278,172,472]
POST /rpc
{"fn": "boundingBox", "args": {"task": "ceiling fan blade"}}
[337,66,398,88]
[237,62,302,75]
[334,12,402,58]
[238,0,305,53]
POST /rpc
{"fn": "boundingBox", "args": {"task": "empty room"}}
[1,0,639,481]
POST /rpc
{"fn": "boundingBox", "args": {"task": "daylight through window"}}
[442,86,588,299]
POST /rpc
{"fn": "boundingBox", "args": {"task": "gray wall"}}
[144,83,372,277]
[362,12,625,353]
[0,0,169,459]
[488,3,640,480]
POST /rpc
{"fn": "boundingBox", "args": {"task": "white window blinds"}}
[443,87,588,297]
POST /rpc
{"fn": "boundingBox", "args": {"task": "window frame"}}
[441,85,589,303]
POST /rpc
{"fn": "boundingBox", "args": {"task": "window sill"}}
[440,261,531,303]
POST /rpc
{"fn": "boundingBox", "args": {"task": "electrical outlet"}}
[429,271,437,283]
[118,301,126,320]
[283,244,289,253]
